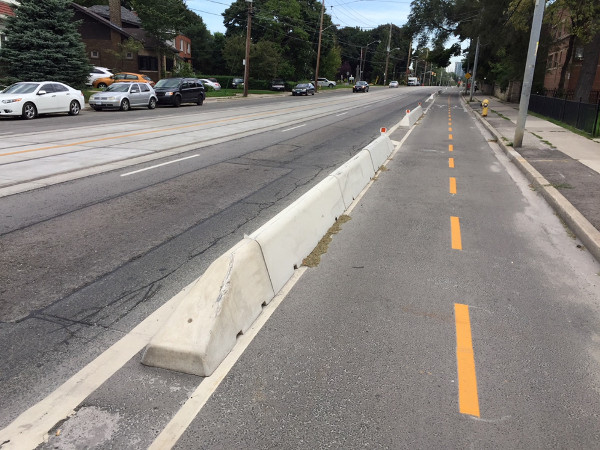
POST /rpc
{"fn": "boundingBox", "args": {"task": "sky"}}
[184,0,414,35]
[184,0,463,69]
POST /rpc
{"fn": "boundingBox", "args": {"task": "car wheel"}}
[329,84,334,88]
[97,82,107,89]
[312,91,315,95]
[148,97,157,109]
[197,95,204,106]
[120,98,130,111]
[22,102,37,120]
[68,100,81,116]
[173,95,181,107]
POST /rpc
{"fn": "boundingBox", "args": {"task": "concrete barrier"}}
[142,132,397,376]
[330,150,375,208]
[141,238,274,376]
[250,175,346,293]
[399,105,423,127]
[364,134,395,170]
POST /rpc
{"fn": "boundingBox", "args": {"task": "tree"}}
[106,38,144,73]
[0,0,91,86]
[130,0,188,77]
[181,9,213,73]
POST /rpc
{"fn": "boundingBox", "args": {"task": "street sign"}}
[465,72,472,79]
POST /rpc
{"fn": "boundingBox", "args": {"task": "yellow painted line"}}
[449,177,457,194]
[454,303,480,417]
[450,216,462,250]
[448,122,452,126]
[449,127,453,132]
[449,144,454,152]
[449,157,454,168]
[449,134,453,140]
[0,100,349,158]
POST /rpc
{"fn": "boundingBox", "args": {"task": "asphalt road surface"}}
[2,87,599,449]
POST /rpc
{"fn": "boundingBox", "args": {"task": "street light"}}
[314,15,339,93]
[359,40,380,81]
[384,47,401,86]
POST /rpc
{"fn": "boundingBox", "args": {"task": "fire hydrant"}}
[481,98,489,117]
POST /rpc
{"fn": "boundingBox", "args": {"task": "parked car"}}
[92,72,155,89]
[271,79,286,91]
[353,81,369,92]
[199,78,221,90]
[88,82,157,111]
[292,83,315,96]
[154,77,205,107]
[315,77,336,88]
[231,77,244,88]
[87,66,113,86]
[0,81,84,120]
[389,80,399,88]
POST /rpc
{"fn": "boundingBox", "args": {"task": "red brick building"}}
[544,9,600,103]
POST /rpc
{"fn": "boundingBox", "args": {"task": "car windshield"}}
[3,83,40,94]
[105,83,131,92]
[272,79,284,84]
[357,81,367,85]
[296,84,309,88]
[155,79,180,88]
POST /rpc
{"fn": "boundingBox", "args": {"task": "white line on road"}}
[120,155,199,177]
[336,112,349,116]
[281,124,306,132]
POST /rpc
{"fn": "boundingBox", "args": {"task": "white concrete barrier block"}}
[141,238,274,376]
[364,134,395,170]
[250,175,345,293]
[330,150,375,208]
[398,105,423,127]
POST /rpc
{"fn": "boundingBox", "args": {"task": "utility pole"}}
[406,39,412,83]
[383,23,392,86]
[314,0,325,93]
[468,36,480,102]
[243,0,253,97]
[514,0,546,147]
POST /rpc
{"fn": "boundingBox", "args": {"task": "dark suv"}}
[271,79,285,91]
[153,77,205,107]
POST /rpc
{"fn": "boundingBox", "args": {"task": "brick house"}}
[0,0,16,49]
[544,9,600,103]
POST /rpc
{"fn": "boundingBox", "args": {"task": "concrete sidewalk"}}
[464,95,600,263]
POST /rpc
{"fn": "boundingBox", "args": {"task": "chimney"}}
[108,0,122,27]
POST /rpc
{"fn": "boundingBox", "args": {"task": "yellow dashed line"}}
[454,303,480,417]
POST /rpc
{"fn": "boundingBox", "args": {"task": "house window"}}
[187,43,191,54]
[138,55,158,71]
[575,47,584,60]
[126,52,133,59]
[180,40,184,52]
[91,50,100,59]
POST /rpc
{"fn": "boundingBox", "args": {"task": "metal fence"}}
[529,95,600,137]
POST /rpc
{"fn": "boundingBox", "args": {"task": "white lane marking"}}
[281,124,306,132]
[121,154,199,177]
[336,112,349,116]
[149,267,308,449]
[0,290,185,449]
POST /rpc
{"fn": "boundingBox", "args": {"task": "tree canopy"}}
[0,0,91,86]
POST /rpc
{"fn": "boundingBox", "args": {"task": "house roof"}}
[70,3,134,39]
[0,1,15,17]
[87,5,142,27]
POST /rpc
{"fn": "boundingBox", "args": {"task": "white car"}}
[199,78,221,90]
[89,82,157,111]
[389,80,399,88]
[0,81,85,120]
[87,66,113,86]
[315,77,336,88]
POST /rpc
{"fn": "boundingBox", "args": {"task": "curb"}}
[463,96,600,263]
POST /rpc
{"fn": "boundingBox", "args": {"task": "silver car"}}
[89,82,157,111]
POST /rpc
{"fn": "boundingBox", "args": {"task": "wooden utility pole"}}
[243,0,253,97]
[383,23,392,86]
[314,0,325,93]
